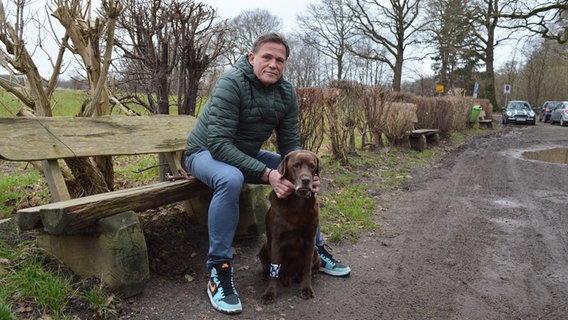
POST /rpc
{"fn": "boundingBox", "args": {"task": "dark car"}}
[502,100,536,125]
[549,101,568,126]
[539,101,561,123]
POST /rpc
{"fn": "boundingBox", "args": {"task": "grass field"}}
[0,88,89,117]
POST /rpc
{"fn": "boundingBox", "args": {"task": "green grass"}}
[316,145,443,242]
[0,240,116,319]
[0,88,90,117]
[0,168,49,219]
[0,87,209,117]
[0,241,75,318]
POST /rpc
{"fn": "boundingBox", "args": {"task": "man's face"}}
[248,42,287,86]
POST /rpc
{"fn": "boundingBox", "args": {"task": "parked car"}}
[539,101,562,123]
[549,101,568,126]
[502,100,536,125]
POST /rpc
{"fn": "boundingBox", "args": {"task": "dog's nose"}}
[301,177,311,185]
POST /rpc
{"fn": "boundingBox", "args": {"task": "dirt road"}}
[127,120,568,319]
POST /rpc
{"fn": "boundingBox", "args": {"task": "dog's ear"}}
[312,152,320,176]
[278,153,289,177]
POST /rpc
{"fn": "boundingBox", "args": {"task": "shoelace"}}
[320,244,341,264]
[216,266,237,297]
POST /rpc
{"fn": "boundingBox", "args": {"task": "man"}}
[184,32,350,315]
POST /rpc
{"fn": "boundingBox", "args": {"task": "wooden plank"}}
[0,115,198,161]
[17,178,211,234]
[410,129,439,136]
[41,159,71,202]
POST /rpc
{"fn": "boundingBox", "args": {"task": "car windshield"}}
[548,102,561,108]
[508,102,531,111]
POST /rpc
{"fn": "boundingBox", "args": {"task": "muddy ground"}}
[113,118,568,320]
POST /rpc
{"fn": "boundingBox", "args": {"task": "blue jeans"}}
[185,149,324,271]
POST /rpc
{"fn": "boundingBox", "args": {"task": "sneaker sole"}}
[207,288,242,315]
[319,267,351,277]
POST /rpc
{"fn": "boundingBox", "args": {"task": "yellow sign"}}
[436,85,444,93]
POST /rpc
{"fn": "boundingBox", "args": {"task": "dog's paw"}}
[261,292,276,305]
[299,287,315,300]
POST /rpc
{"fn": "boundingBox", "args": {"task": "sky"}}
[200,0,310,31]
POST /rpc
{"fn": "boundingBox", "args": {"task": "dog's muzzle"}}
[295,176,313,198]
[295,187,312,198]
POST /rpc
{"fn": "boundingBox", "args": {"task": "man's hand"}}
[268,170,320,198]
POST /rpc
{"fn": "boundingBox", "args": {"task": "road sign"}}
[504,84,511,94]
[436,85,444,93]
[473,82,479,98]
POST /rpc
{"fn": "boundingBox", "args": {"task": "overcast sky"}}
[201,0,310,31]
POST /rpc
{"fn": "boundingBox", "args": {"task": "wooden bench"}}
[0,116,268,297]
[475,109,493,129]
[408,129,440,152]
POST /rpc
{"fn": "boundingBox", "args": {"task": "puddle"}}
[522,148,568,165]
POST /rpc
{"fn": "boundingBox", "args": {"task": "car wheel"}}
[561,118,566,126]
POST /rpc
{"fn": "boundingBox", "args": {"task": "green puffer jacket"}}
[185,55,300,179]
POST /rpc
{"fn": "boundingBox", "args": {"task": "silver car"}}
[502,100,536,125]
[549,101,568,126]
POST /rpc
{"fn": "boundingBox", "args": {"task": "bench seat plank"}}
[17,178,210,235]
[409,129,439,137]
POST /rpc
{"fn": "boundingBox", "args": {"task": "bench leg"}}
[479,121,493,129]
[409,134,427,152]
[36,211,149,298]
[426,133,440,146]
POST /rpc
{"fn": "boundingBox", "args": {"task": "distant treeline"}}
[0,74,88,90]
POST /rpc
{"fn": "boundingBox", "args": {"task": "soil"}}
[7,117,568,319]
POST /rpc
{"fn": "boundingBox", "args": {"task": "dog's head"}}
[278,150,320,198]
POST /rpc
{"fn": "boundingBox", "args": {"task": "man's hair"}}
[252,32,290,59]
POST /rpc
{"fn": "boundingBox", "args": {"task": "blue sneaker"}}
[318,244,351,277]
[207,262,242,315]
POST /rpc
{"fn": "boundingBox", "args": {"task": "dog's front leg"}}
[299,226,318,299]
[260,234,282,304]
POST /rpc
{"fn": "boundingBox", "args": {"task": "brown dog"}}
[258,150,322,304]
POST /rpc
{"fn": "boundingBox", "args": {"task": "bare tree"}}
[177,2,230,116]
[225,9,282,65]
[0,0,67,116]
[499,1,568,44]
[285,35,327,87]
[52,0,125,117]
[297,0,358,81]
[349,0,424,91]
[1,0,125,196]
[115,0,180,115]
